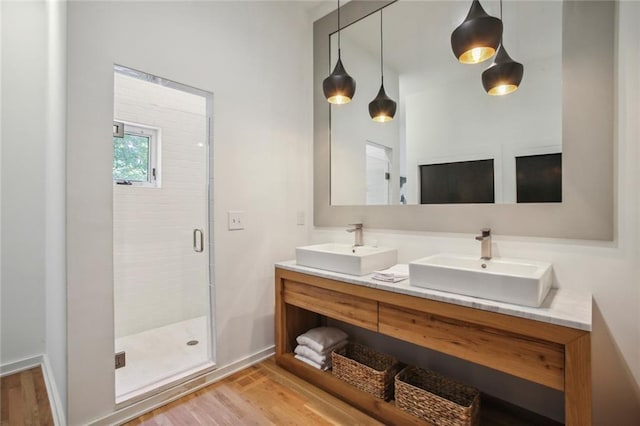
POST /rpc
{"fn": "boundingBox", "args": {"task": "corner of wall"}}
[42,355,67,426]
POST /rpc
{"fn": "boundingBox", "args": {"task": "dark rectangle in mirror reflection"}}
[516,153,562,203]
[420,159,495,204]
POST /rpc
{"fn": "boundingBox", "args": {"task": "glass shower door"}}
[112,65,214,404]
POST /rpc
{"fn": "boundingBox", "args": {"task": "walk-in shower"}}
[112,65,214,404]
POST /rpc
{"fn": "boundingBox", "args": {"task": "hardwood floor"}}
[0,359,561,425]
[126,357,383,425]
[0,366,53,426]
[127,357,562,426]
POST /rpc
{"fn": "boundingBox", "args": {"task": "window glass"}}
[113,133,150,182]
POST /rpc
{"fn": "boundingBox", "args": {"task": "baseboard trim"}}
[89,345,275,426]
[0,354,66,426]
[0,355,43,376]
[41,355,67,426]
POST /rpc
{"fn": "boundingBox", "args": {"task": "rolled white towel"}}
[373,264,409,283]
[294,354,330,371]
[296,327,348,353]
[294,340,347,365]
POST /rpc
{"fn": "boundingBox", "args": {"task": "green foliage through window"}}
[113,133,150,182]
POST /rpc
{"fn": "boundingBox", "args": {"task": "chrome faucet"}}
[346,223,364,247]
[475,228,492,260]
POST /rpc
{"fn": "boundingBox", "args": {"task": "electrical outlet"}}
[296,210,305,226]
[228,211,245,230]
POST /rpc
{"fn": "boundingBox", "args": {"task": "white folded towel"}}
[294,340,347,365]
[296,327,348,353]
[294,354,330,371]
[373,264,410,283]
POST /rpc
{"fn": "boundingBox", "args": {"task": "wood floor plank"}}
[3,373,24,426]
[205,386,263,424]
[0,367,53,426]
[1,372,12,426]
[20,369,38,426]
[32,367,53,426]
[8,386,24,426]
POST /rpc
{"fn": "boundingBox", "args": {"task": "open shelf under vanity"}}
[274,264,592,425]
[278,352,561,426]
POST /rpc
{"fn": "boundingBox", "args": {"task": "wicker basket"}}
[332,343,400,400]
[395,366,480,426]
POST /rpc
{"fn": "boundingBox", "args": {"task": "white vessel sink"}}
[296,243,397,276]
[409,254,553,307]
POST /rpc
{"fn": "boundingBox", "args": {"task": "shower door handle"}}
[193,228,204,253]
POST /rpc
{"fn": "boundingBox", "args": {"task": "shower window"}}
[113,123,160,187]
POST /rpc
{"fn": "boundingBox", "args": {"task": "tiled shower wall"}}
[113,73,209,338]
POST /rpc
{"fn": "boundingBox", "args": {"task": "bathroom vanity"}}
[274,262,592,425]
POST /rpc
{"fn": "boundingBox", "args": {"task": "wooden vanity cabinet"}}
[275,267,591,425]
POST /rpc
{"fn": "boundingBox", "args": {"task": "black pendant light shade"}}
[323,55,356,104]
[369,9,396,123]
[324,0,356,104]
[451,0,503,64]
[482,44,523,95]
[369,84,397,123]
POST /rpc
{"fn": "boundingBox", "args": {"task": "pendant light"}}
[451,0,502,64]
[482,0,524,95]
[323,0,356,104]
[369,9,396,123]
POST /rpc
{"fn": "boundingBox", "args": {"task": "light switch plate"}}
[228,211,245,230]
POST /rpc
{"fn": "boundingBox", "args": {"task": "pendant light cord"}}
[337,0,341,58]
[380,9,384,85]
[499,0,503,43]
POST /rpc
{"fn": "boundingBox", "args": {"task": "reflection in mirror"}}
[330,0,562,206]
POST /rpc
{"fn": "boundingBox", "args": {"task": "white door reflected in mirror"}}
[365,142,391,205]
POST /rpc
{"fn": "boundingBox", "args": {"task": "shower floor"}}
[115,315,212,403]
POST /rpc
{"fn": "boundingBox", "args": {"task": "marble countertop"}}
[275,260,592,331]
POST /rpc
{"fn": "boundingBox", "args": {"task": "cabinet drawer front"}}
[284,280,378,331]
[379,303,565,390]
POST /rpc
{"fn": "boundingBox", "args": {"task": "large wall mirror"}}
[331,0,562,206]
[314,0,614,240]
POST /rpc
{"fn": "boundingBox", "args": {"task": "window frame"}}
[113,121,161,188]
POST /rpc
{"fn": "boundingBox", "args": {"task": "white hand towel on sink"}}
[296,327,348,353]
[373,264,410,283]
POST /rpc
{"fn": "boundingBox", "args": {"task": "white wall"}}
[1,0,67,419]
[66,2,312,424]
[113,73,208,338]
[1,0,48,367]
[312,2,640,422]
[331,37,401,206]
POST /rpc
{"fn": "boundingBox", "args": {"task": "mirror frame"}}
[314,0,614,240]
